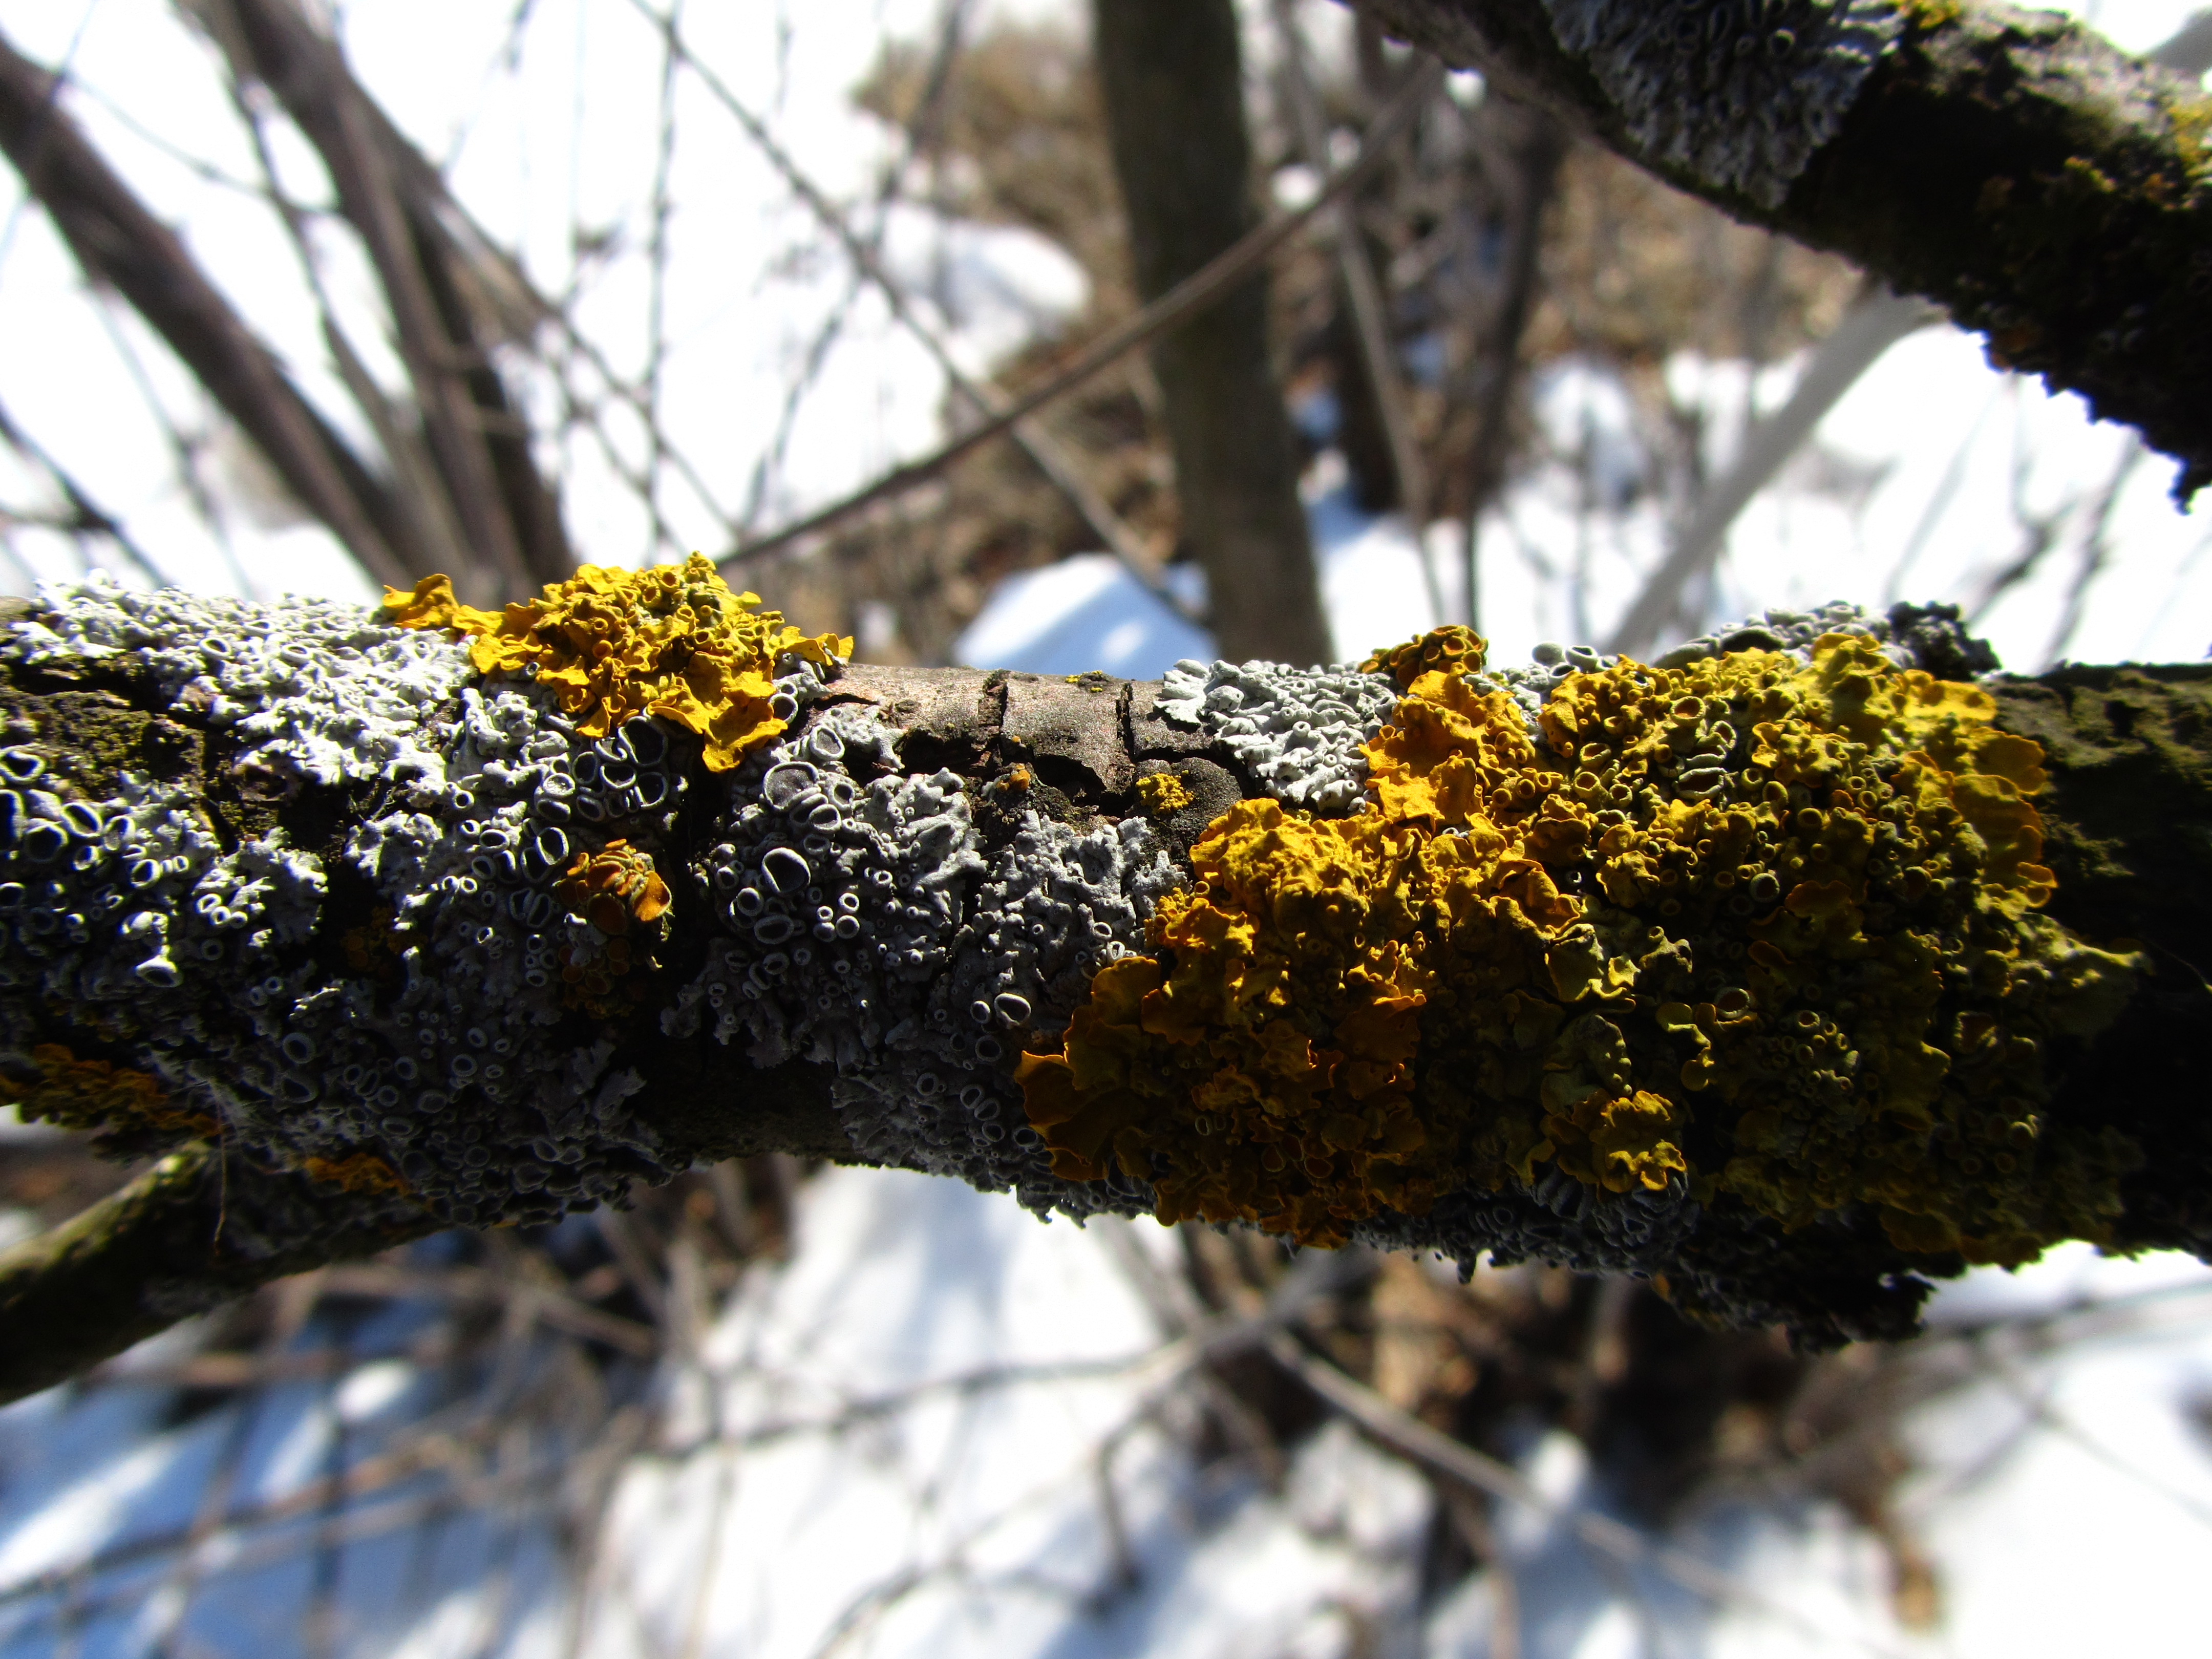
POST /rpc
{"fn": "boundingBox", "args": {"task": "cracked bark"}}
[1,636,2208,1403]
[1340,0,2212,495]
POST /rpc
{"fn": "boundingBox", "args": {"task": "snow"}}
[954,554,1210,677]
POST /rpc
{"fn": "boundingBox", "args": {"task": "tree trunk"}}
[1341,0,2212,497]
[1091,0,1335,665]
[0,571,2207,1399]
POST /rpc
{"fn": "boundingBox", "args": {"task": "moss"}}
[1023,630,2145,1263]
[386,555,849,770]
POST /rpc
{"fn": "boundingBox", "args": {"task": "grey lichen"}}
[1541,0,1902,206]
[669,702,1180,1216]
[1154,658,1400,813]
[1652,598,1998,679]
[0,576,703,1233]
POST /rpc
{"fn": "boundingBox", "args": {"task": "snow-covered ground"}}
[6,1166,2210,1659]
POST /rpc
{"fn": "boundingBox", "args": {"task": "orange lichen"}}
[558,840,671,937]
[1136,771,1195,815]
[1023,629,2143,1261]
[7,1043,213,1139]
[551,840,669,1017]
[385,554,850,770]
[302,1151,411,1196]
[342,906,406,982]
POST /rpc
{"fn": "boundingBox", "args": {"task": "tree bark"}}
[0,579,2207,1402]
[1092,0,1336,665]
[1339,0,2212,496]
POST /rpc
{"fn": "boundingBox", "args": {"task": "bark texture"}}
[2,624,2209,1403]
[1342,0,2212,495]
[1092,0,1335,663]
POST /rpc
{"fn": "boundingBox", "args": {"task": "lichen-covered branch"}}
[1341,0,2212,495]
[0,569,2207,1405]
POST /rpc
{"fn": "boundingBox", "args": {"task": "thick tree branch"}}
[1344,0,2212,495]
[0,576,2207,1401]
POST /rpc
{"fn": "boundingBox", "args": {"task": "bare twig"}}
[721,57,1447,571]
[1604,286,1942,657]
[0,24,415,587]
[208,0,536,604]
[2042,436,2146,670]
[1271,0,1441,625]
[624,0,1194,622]
[1457,99,1564,634]
[1262,1330,1918,1658]
[0,390,170,585]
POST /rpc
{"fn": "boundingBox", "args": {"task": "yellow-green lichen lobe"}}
[385,554,849,771]
[1022,629,2145,1264]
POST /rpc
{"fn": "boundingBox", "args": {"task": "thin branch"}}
[0,23,414,586]
[2041,436,2145,670]
[1605,287,1941,657]
[626,0,1194,621]
[721,58,1447,572]
[209,0,535,604]
[1456,98,1564,634]
[640,0,684,566]
[0,389,171,587]
[1271,0,1441,625]
[215,59,478,585]
[1262,1330,1919,1658]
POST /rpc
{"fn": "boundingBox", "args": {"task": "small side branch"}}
[0,1146,439,1406]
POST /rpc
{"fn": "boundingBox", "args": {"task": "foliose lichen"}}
[1541,0,1903,206]
[1020,620,2145,1329]
[665,701,1179,1211]
[0,564,852,1236]
[1154,656,1401,813]
[1654,599,2000,682]
[385,553,849,770]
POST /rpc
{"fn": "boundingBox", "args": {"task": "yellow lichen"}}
[302,1151,411,1196]
[1137,771,1195,815]
[385,554,851,770]
[1023,629,2143,1261]
[6,1043,214,1139]
[1363,624,1488,688]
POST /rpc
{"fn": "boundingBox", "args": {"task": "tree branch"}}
[0,1144,438,1403]
[205,0,545,604]
[1343,0,2212,496]
[0,572,2206,1400]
